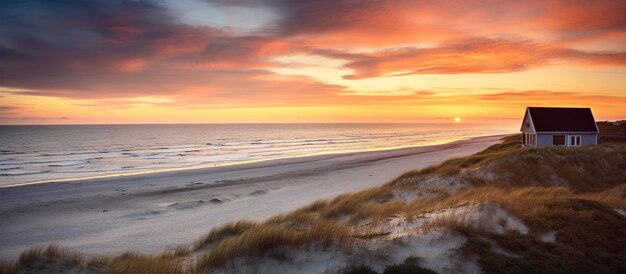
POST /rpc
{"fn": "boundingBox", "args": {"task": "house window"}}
[553,135,565,146]
[570,135,581,146]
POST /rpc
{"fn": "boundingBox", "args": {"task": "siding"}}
[536,133,597,147]
[521,112,535,133]
[537,134,553,148]
[580,133,597,146]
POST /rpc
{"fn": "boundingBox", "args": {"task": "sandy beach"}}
[0,134,506,261]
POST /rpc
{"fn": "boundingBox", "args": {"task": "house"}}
[521,107,598,148]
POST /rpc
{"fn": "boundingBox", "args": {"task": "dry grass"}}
[348,199,405,224]
[401,183,626,230]
[479,143,626,191]
[17,244,83,267]
[392,134,626,192]
[402,186,573,222]
[9,245,186,274]
[193,220,257,251]
[0,262,19,274]
[104,251,185,274]
[319,187,394,220]
[404,193,450,218]
[195,212,351,270]
[391,134,524,184]
[420,209,472,232]
[578,183,626,210]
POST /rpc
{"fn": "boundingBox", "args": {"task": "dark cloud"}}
[0,0,290,98]
[207,0,626,45]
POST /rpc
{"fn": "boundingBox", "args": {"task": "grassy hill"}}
[3,123,625,274]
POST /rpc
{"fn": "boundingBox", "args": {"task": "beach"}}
[0,134,506,261]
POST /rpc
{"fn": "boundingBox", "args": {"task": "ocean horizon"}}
[0,123,515,186]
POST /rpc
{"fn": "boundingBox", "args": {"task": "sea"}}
[0,123,515,187]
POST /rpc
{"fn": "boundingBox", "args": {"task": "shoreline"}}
[1,133,507,189]
[0,134,510,260]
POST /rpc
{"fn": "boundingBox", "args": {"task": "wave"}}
[0,158,15,163]
[22,159,65,164]
[1,170,51,176]
[0,150,27,155]
[41,151,96,157]
[48,161,88,168]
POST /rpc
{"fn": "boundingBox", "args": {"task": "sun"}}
[454,117,461,123]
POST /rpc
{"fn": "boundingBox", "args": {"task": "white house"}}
[521,107,599,148]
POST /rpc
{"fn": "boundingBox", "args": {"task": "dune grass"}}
[104,252,186,274]
[578,183,626,209]
[459,199,626,274]
[17,244,82,268]
[392,132,626,192]
[4,245,187,274]
[0,263,19,274]
[195,213,351,270]
[392,134,524,183]
[193,220,257,252]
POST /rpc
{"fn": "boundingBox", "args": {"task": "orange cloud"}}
[319,37,626,79]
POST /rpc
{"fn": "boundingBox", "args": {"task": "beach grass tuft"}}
[195,215,351,270]
[193,220,258,251]
[104,251,186,274]
[17,244,83,268]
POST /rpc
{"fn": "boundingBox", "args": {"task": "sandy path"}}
[0,135,506,260]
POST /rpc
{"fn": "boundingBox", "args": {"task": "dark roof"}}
[526,107,598,132]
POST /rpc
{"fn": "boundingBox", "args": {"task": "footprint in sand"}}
[249,190,268,196]
[185,182,204,187]
[208,198,223,204]
[167,200,207,209]
[122,210,162,220]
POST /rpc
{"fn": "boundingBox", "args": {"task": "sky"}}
[0,0,625,124]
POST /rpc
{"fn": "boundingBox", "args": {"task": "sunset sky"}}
[1,0,625,124]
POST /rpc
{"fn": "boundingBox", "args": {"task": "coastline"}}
[1,133,507,189]
[0,134,509,260]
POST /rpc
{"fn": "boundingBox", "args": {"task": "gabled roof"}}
[523,107,599,133]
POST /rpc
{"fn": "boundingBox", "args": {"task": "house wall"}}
[536,134,553,148]
[521,113,534,133]
[521,111,536,147]
[536,133,597,147]
[580,133,598,146]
